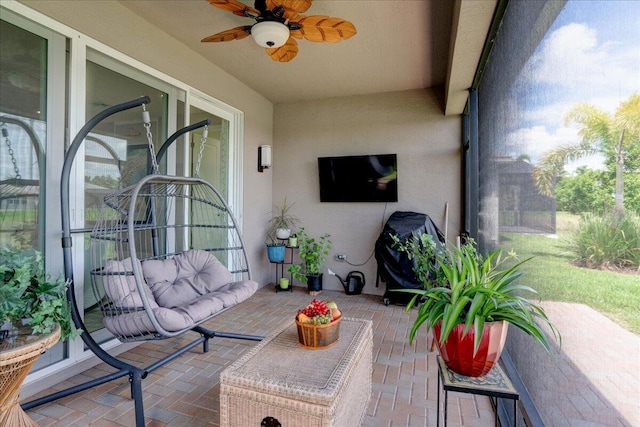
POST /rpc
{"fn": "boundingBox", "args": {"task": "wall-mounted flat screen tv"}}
[318,154,398,202]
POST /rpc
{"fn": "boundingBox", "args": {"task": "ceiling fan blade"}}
[291,15,356,43]
[267,0,312,14]
[266,37,299,62]
[207,0,260,18]
[201,26,252,42]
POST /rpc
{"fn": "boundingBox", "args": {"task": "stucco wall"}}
[18,0,275,286]
[15,2,462,293]
[273,89,462,295]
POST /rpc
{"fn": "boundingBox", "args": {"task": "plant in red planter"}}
[392,233,560,377]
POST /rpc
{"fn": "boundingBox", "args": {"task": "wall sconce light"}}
[258,145,272,172]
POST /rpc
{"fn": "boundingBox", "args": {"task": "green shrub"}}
[555,167,640,215]
[555,168,611,214]
[568,211,640,270]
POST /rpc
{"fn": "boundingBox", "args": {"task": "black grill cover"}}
[375,211,445,304]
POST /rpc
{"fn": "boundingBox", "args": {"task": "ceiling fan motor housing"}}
[203,0,357,62]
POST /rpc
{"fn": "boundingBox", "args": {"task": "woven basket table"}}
[1,324,61,427]
[220,318,372,427]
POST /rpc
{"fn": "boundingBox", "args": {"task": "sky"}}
[505,0,640,173]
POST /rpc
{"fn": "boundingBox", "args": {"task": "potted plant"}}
[266,197,299,240]
[288,228,332,294]
[266,240,287,263]
[392,233,560,377]
[265,198,298,262]
[0,247,80,343]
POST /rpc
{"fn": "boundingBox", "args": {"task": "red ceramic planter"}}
[434,320,509,377]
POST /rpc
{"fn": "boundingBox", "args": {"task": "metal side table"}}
[437,355,519,427]
[272,244,296,293]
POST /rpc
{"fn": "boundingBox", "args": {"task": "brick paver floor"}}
[24,286,494,426]
[21,287,639,426]
[536,302,640,426]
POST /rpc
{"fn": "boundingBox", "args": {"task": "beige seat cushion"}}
[142,249,233,308]
[142,249,258,324]
[104,258,159,309]
[102,250,257,337]
[103,258,194,334]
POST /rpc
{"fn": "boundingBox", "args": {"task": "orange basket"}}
[296,316,341,349]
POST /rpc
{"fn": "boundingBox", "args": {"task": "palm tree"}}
[534,93,640,217]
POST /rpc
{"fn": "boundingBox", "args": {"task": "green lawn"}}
[500,214,640,334]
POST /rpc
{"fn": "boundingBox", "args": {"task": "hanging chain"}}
[194,125,208,178]
[142,104,159,174]
[1,123,21,179]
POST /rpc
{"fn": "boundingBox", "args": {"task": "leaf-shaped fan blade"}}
[208,0,260,18]
[266,37,299,62]
[292,15,356,43]
[201,26,252,42]
[267,0,312,14]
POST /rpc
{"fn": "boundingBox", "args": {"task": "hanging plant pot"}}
[266,244,286,262]
[434,320,509,377]
[306,273,323,293]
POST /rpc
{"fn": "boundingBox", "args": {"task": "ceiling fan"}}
[201,0,356,62]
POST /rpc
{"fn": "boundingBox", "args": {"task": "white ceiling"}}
[120,0,495,110]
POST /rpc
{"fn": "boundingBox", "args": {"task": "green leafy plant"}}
[392,234,560,354]
[567,211,640,269]
[266,197,299,244]
[1,248,81,340]
[288,228,332,283]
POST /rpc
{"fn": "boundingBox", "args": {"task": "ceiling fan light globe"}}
[251,21,289,48]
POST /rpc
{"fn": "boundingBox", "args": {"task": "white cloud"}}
[529,23,600,85]
[504,125,577,161]
[566,154,606,174]
[507,18,639,174]
[523,94,626,129]
[504,124,606,174]
[525,22,639,97]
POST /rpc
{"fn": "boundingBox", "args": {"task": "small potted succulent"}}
[288,228,332,294]
[392,233,559,376]
[1,247,80,343]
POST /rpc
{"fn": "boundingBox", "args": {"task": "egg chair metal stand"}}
[22,97,263,427]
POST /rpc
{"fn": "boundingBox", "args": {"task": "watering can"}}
[331,270,365,295]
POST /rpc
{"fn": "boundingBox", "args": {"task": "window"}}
[474,0,639,424]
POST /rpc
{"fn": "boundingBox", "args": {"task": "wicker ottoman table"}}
[220,318,372,427]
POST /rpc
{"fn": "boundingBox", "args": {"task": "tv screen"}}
[318,154,398,202]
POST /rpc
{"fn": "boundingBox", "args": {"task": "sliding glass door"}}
[0,10,67,369]
[1,2,245,388]
[80,50,176,341]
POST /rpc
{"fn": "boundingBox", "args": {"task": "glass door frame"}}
[3,1,245,389]
[1,5,68,377]
[188,90,244,232]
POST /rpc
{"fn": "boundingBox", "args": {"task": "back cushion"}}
[103,258,159,309]
[142,249,232,308]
